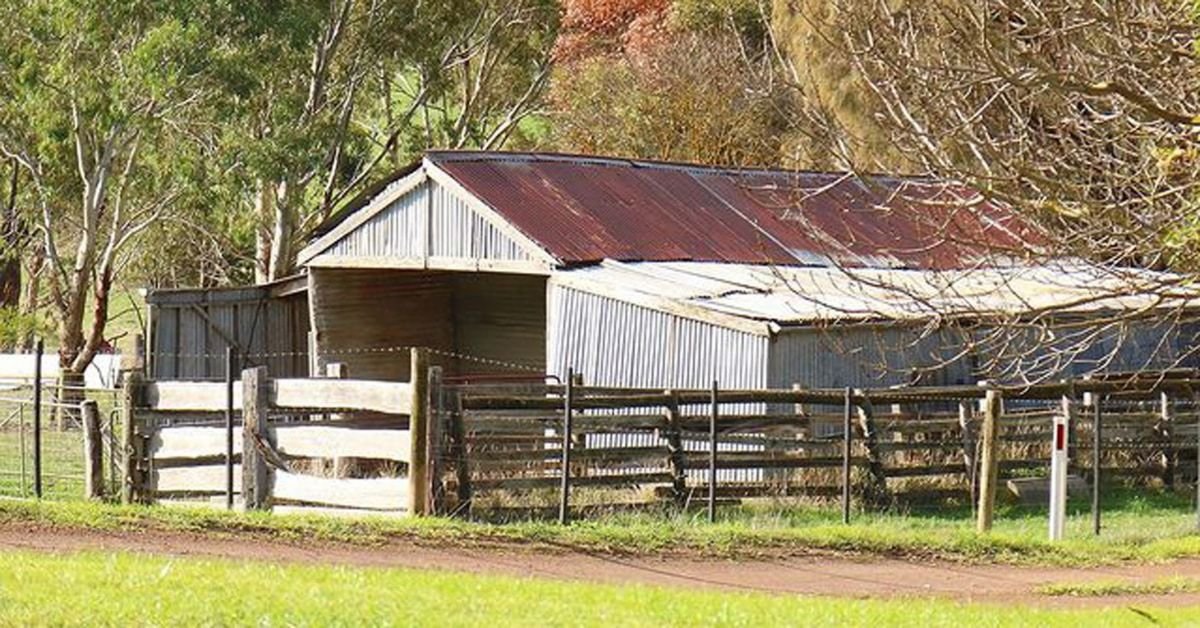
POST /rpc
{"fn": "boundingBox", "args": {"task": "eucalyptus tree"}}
[220,0,560,283]
[0,1,223,398]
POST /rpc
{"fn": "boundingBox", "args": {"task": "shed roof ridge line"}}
[424,150,946,185]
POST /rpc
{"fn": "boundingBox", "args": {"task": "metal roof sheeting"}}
[426,151,1038,269]
[550,260,1197,331]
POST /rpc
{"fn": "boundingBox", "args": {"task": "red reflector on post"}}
[1055,423,1066,451]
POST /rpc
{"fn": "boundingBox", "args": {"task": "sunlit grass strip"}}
[1038,576,1200,597]
[0,549,1197,627]
[3,493,1200,567]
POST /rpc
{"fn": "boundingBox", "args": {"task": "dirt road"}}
[3,522,1200,608]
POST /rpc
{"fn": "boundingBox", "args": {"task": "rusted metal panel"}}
[428,151,1036,269]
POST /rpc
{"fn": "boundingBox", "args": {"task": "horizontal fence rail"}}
[126,349,430,517]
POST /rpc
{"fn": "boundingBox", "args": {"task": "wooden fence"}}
[441,378,1200,524]
[123,349,430,516]
[120,360,1200,524]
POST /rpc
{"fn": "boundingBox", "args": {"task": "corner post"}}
[663,389,688,508]
[241,366,271,511]
[121,369,144,504]
[856,391,889,508]
[81,400,103,500]
[408,348,430,516]
[976,389,1002,533]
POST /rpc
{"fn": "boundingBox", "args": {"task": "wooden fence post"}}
[241,366,271,511]
[559,368,575,525]
[976,389,1002,533]
[324,362,353,478]
[428,365,445,515]
[959,400,978,511]
[708,380,718,523]
[663,389,688,508]
[856,392,889,508]
[81,400,103,500]
[121,370,143,504]
[407,348,430,516]
[842,387,852,524]
[1159,391,1175,488]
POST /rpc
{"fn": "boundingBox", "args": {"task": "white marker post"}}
[1049,395,1072,541]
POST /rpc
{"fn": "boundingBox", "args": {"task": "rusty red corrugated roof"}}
[422,151,1040,270]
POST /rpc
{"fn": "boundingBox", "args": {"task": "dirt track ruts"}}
[3,522,1200,609]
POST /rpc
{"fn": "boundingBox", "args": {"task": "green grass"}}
[0,549,1196,627]
[2,487,1200,567]
[1038,576,1200,597]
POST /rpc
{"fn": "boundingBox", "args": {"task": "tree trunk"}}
[268,180,295,281]
[0,162,22,312]
[17,245,43,352]
[254,179,275,284]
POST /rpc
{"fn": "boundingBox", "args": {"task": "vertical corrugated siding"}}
[430,183,532,261]
[547,284,769,481]
[320,178,534,263]
[972,319,1200,381]
[768,326,974,391]
[547,284,768,391]
[328,181,428,259]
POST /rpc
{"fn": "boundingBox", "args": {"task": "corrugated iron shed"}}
[550,260,1197,331]
[425,151,1039,270]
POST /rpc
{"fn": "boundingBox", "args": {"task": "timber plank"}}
[272,379,412,414]
[153,464,241,494]
[272,424,410,462]
[272,471,408,510]
[145,381,239,412]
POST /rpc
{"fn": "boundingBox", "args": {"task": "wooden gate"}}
[123,349,431,516]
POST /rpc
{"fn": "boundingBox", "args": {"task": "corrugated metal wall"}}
[310,268,548,380]
[546,284,769,390]
[971,318,1200,381]
[768,325,975,390]
[316,178,535,264]
[309,268,455,381]
[546,283,771,481]
[452,274,546,374]
[148,286,309,380]
[769,318,1200,392]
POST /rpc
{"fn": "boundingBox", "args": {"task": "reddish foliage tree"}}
[554,0,671,63]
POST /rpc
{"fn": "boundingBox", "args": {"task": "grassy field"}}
[2,487,1200,567]
[0,549,1195,627]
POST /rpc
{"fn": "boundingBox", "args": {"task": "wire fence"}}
[0,384,123,501]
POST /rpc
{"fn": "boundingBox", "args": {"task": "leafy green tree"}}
[0,1,222,396]
[217,0,559,282]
